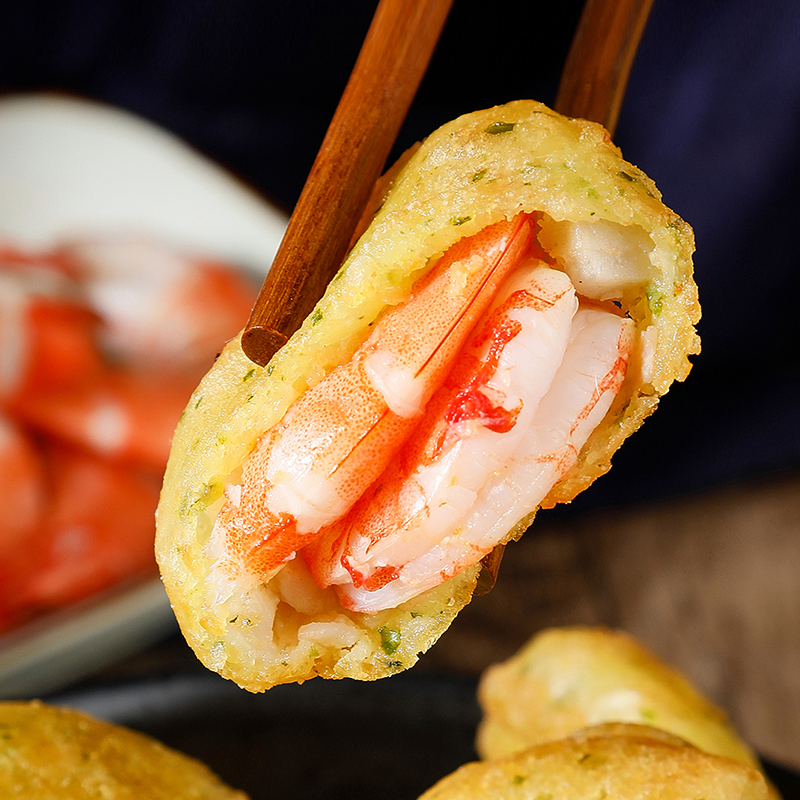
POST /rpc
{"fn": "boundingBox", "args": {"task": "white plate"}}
[0,93,288,699]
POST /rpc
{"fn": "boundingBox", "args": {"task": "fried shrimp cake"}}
[477,627,758,768]
[156,101,699,692]
[419,725,769,800]
[0,701,247,799]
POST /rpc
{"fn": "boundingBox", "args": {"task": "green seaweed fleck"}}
[646,283,665,316]
[485,121,515,134]
[379,626,401,655]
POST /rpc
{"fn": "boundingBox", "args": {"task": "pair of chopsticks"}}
[242,0,655,367]
[241,0,655,591]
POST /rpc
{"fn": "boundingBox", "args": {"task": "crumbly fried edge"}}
[0,701,247,799]
[156,100,700,692]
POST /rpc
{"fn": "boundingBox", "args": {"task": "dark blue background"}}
[2,0,798,510]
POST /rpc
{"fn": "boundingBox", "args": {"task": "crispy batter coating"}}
[156,101,700,692]
[419,726,768,800]
[0,701,247,799]
[477,627,758,768]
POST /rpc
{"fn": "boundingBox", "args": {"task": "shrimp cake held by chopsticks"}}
[156,100,700,692]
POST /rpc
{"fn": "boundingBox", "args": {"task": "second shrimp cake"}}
[156,100,700,692]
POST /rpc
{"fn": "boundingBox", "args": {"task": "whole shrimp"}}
[210,215,534,579]
[211,216,634,610]
[310,302,633,612]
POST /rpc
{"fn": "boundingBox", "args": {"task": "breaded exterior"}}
[419,726,768,800]
[156,101,700,692]
[0,701,247,799]
[477,627,758,768]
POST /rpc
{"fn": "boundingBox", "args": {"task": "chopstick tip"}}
[241,326,288,367]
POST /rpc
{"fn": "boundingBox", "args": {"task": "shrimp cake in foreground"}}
[477,627,758,767]
[418,725,769,800]
[156,100,700,692]
[0,701,247,799]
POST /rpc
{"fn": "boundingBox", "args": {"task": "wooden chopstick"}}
[473,0,655,597]
[241,0,454,367]
[555,0,655,135]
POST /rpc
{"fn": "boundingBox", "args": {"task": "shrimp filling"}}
[210,214,642,613]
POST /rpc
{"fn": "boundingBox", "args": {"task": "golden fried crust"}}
[156,101,699,692]
[477,627,758,768]
[0,701,247,799]
[419,728,768,800]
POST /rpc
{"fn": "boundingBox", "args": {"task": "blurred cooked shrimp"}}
[14,365,200,471]
[0,235,257,633]
[5,445,162,616]
[0,443,162,628]
[61,238,257,370]
[0,249,102,406]
[0,413,45,559]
